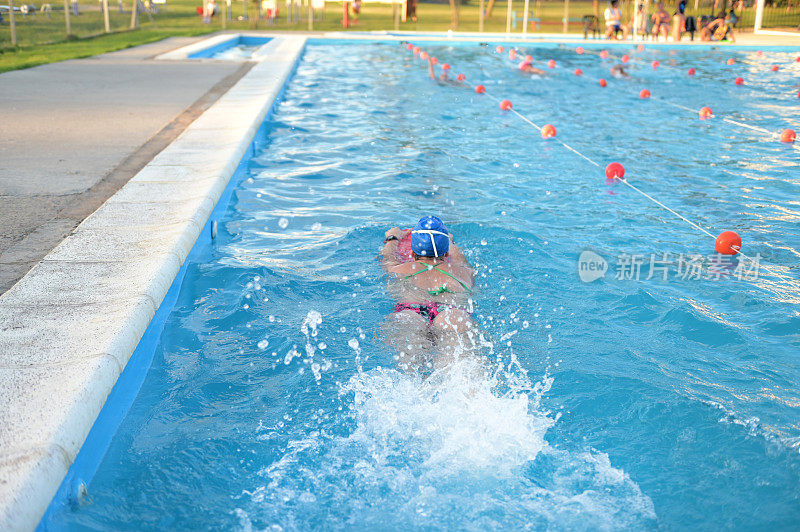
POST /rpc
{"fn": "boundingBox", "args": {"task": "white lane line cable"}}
[416,47,766,266]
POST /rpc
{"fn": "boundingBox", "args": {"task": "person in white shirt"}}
[604,0,629,40]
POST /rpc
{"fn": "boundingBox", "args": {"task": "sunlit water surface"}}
[53,41,800,530]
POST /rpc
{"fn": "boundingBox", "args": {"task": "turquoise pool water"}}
[188,35,272,60]
[48,41,800,529]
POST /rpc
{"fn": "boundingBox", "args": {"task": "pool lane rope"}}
[502,46,799,151]
[579,46,800,100]
[405,43,770,261]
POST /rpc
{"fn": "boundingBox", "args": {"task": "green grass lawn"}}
[1,0,796,74]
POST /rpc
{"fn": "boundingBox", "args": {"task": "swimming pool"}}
[45,39,800,529]
[187,35,273,60]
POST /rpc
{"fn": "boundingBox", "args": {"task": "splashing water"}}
[237,356,655,529]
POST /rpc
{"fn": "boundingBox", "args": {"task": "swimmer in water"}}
[379,215,479,373]
[518,59,547,76]
[427,57,460,84]
[610,64,630,78]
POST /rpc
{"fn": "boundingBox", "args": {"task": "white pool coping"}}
[0,34,307,531]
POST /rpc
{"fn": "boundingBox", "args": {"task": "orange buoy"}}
[796,56,800,62]
[727,58,735,65]
[622,54,630,63]
[599,78,608,87]
[541,124,557,138]
[442,63,450,70]
[781,129,796,143]
[420,51,429,60]
[500,99,513,110]
[600,50,609,59]
[431,57,438,65]
[715,231,741,255]
[406,43,414,50]
[547,59,556,68]
[637,44,645,52]
[574,68,583,76]
[496,45,504,53]
[413,46,420,56]
[688,67,696,75]
[734,77,744,85]
[640,89,651,99]
[475,84,486,94]
[457,73,466,81]
[771,65,779,72]
[576,46,584,54]
[509,50,517,60]
[756,50,764,57]
[652,60,660,69]
[699,106,713,120]
[605,162,625,180]
[525,55,533,62]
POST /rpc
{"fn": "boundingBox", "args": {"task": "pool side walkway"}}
[0,37,251,295]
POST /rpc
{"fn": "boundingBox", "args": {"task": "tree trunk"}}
[449,0,458,29]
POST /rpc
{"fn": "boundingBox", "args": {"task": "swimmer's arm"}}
[379,227,405,269]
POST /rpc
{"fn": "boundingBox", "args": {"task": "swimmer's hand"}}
[385,227,404,240]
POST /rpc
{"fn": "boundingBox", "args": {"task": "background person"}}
[671,0,687,40]
[651,2,671,40]
[604,0,629,40]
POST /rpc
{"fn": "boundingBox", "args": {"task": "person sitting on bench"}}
[604,0,629,40]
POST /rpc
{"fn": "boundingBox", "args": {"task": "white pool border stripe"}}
[0,34,307,531]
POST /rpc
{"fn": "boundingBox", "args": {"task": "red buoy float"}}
[475,84,486,94]
[699,106,713,120]
[430,56,438,65]
[605,162,625,180]
[541,124,557,138]
[756,50,764,57]
[547,59,556,68]
[500,99,513,110]
[413,46,420,56]
[525,55,533,62]
[509,50,517,60]
[406,43,414,50]
[622,54,630,63]
[781,129,796,143]
[637,44,645,52]
[576,46,584,54]
[734,77,744,85]
[688,67,696,75]
[715,231,741,255]
[574,68,583,76]
[652,60,660,69]
[640,89,651,99]
[771,65,779,72]
[727,58,735,65]
[457,73,466,81]
[442,63,450,70]
[420,51,429,60]
[496,45,504,53]
[600,50,609,59]
[599,78,608,87]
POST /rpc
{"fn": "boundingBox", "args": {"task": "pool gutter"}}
[0,34,307,531]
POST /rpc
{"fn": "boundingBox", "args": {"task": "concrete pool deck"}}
[0,29,797,531]
[0,37,252,296]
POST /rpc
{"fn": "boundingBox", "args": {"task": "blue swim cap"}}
[410,215,450,257]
